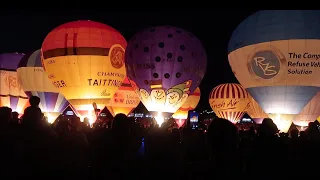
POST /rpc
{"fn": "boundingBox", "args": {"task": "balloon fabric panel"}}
[172,87,200,120]
[41,20,127,112]
[0,53,28,113]
[106,77,140,117]
[294,92,320,126]
[17,50,70,114]
[125,26,207,114]
[228,10,320,121]
[209,83,250,123]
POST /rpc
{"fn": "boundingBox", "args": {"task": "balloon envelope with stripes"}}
[17,49,69,123]
[106,77,140,117]
[0,53,28,114]
[172,87,200,120]
[228,10,320,131]
[41,20,127,121]
[209,83,250,123]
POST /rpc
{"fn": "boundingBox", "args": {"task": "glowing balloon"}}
[172,87,200,120]
[228,10,320,131]
[106,77,140,117]
[41,20,127,120]
[209,83,250,123]
[0,53,28,114]
[125,26,207,120]
[293,92,320,127]
[246,95,268,124]
[17,50,69,122]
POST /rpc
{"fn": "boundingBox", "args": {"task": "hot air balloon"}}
[228,10,320,132]
[209,83,250,124]
[293,92,320,127]
[172,87,200,127]
[0,53,28,114]
[106,77,140,117]
[41,20,127,123]
[246,95,268,124]
[17,50,69,123]
[125,26,207,126]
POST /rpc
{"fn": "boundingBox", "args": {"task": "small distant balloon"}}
[209,83,250,123]
[106,77,140,117]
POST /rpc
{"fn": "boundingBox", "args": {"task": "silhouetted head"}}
[112,113,129,131]
[29,96,41,107]
[207,118,239,153]
[258,118,279,136]
[12,111,19,119]
[308,122,318,130]
[0,107,12,125]
[22,106,42,127]
[70,116,81,129]
[306,122,319,137]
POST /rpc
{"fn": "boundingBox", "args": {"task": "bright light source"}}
[272,113,292,133]
[154,111,164,127]
[175,119,186,128]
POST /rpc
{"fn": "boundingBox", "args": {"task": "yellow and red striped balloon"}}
[209,83,250,123]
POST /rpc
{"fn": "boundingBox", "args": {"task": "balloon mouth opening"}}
[154,112,164,127]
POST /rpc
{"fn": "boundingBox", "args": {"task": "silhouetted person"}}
[22,96,42,126]
[17,101,57,178]
[57,116,89,178]
[250,118,287,177]
[290,128,299,139]
[205,118,241,177]
[258,118,279,137]
[107,114,137,176]
[10,111,21,125]
[0,107,13,178]
[29,95,40,107]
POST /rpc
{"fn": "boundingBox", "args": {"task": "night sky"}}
[0,8,259,112]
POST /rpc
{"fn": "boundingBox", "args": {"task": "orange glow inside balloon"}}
[172,87,201,120]
[106,77,140,117]
[209,83,250,123]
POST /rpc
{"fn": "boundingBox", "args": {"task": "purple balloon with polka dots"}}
[125,26,207,114]
[125,26,207,91]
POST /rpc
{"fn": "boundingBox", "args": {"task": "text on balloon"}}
[210,99,240,110]
[88,79,122,87]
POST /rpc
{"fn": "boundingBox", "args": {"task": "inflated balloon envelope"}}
[17,50,70,123]
[125,26,207,119]
[0,53,28,114]
[41,20,127,120]
[172,87,201,120]
[209,83,250,124]
[228,10,320,132]
[245,95,269,124]
[106,77,140,117]
[293,92,320,127]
